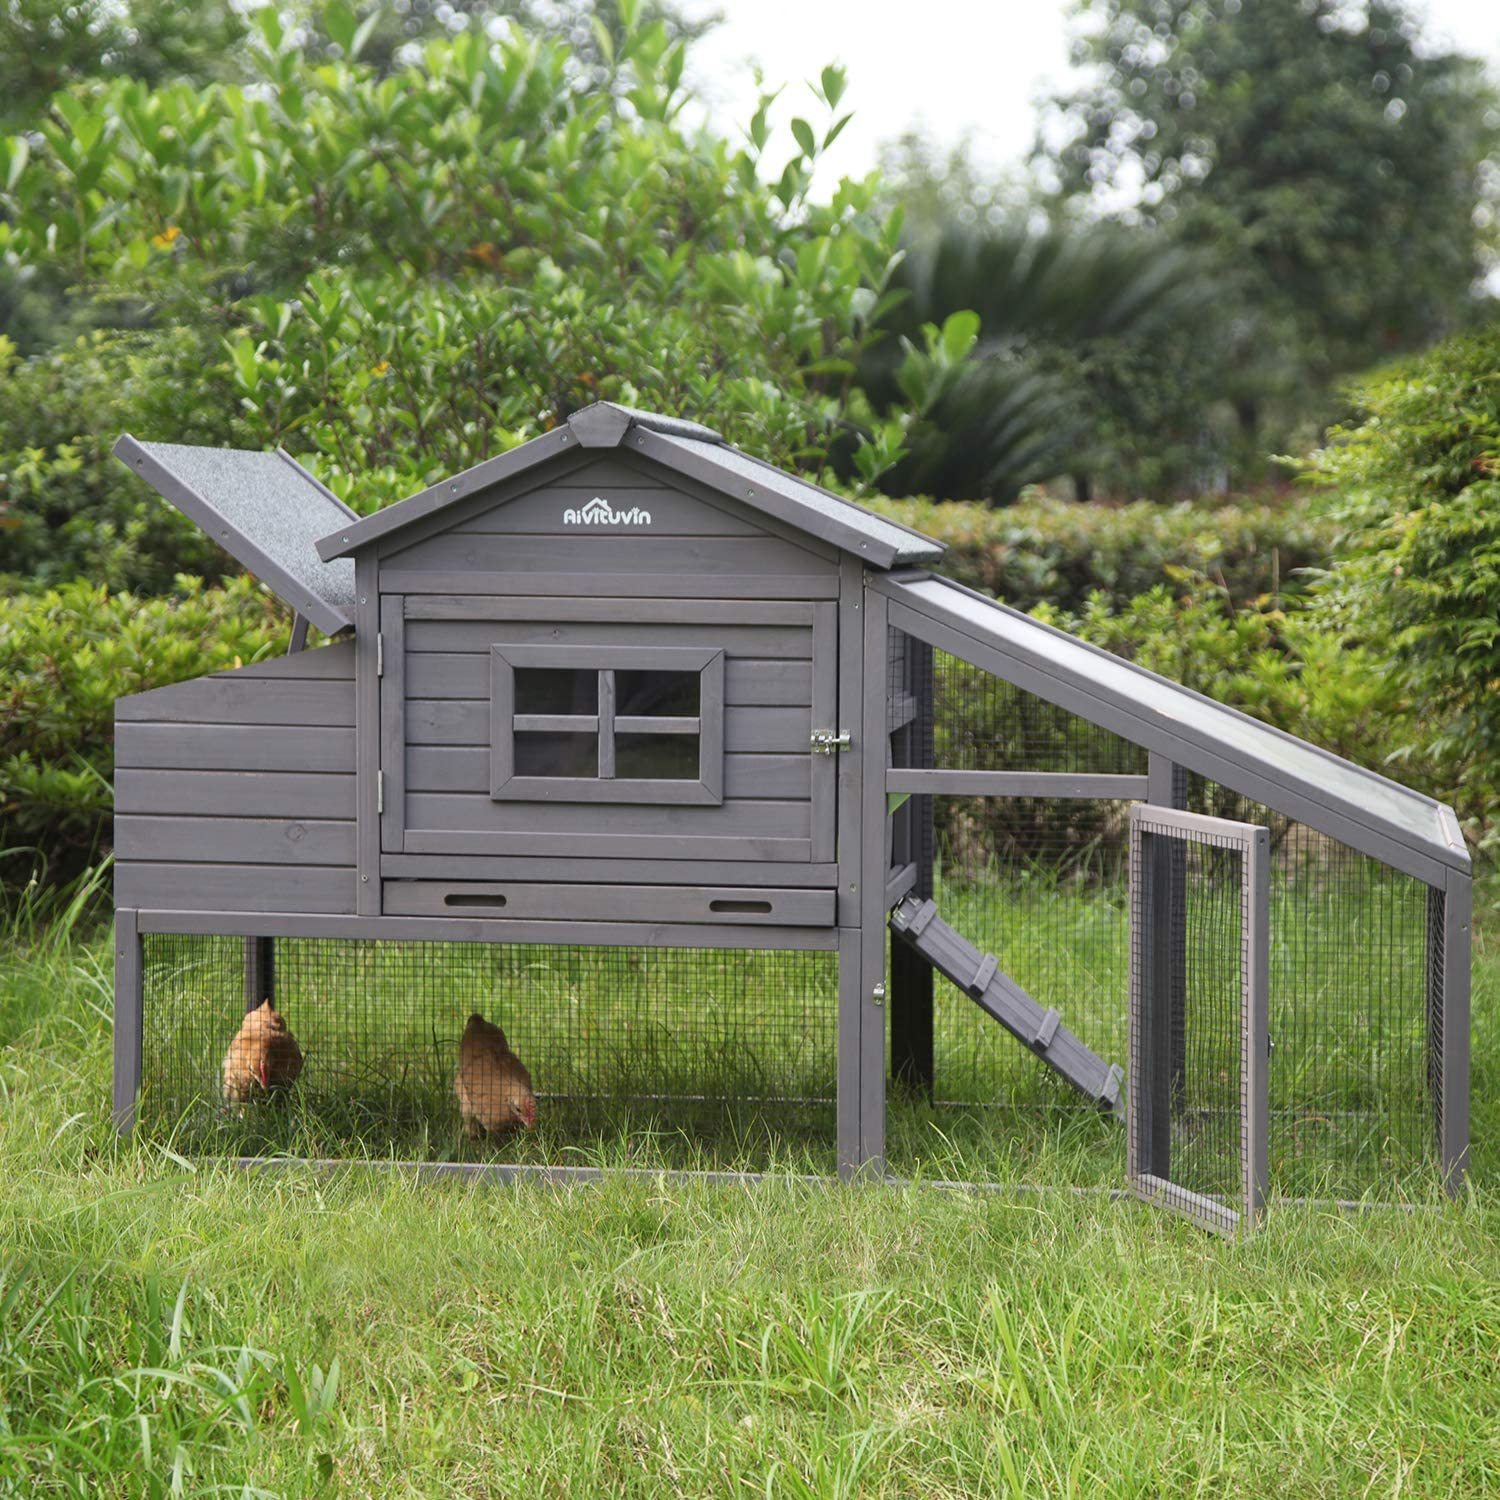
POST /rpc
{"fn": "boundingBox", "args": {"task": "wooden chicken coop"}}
[111,402,1472,1229]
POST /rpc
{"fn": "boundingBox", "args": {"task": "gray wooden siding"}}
[374,456,840,599]
[392,615,826,865]
[113,643,357,914]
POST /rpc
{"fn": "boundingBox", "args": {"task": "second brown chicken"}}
[455,1013,537,1136]
[222,998,304,1107]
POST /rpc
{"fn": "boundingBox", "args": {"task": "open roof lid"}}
[115,437,359,636]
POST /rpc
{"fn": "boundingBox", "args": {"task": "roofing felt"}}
[316,403,946,568]
[877,572,1468,879]
[115,437,359,636]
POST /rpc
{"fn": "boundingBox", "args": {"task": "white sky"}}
[680,0,1500,189]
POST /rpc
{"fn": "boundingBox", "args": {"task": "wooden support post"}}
[245,935,275,1013]
[858,581,890,1177]
[890,635,934,1099]
[1437,871,1471,1193]
[113,909,143,1134]
[1148,754,1189,1110]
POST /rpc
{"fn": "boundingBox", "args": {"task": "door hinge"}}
[810,730,851,756]
[377,769,384,815]
[376,632,384,678]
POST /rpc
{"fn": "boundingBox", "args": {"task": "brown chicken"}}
[222,999,304,1107]
[455,1014,537,1137]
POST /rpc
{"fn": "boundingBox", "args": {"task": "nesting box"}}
[110,402,1471,1227]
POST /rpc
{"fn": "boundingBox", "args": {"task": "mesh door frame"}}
[1128,805,1270,1237]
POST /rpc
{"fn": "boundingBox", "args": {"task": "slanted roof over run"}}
[876,571,1470,883]
[314,401,945,569]
[114,436,359,637]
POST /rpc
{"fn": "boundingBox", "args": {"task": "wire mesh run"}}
[139,937,839,1172]
[1130,813,1259,1235]
[1187,776,1440,1197]
[889,633,1146,776]
[924,795,1133,1111]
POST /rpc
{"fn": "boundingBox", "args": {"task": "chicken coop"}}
[110,401,1471,1231]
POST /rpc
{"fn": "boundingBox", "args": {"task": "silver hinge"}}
[377,770,384,815]
[376,632,384,677]
[810,730,851,756]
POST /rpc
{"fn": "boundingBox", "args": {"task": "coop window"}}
[490,644,724,805]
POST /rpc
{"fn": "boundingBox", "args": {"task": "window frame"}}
[489,644,725,805]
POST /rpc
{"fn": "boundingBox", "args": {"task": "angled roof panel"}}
[115,436,358,636]
[316,403,946,568]
[877,572,1468,880]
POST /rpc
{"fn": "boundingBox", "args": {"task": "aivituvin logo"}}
[562,496,653,526]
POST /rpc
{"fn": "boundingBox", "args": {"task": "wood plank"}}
[378,571,842,600]
[404,620,813,658]
[453,486,764,537]
[381,881,835,926]
[811,601,838,865]
[884,770,1150,798]
[404,746,810,799]
[134,907,839,952]
[383,533,832,579]
[115,770,356,820]
[379,854,838,886]
[206,641,356,680]
[114,815,355,866]
[402,829,813,861]
[403,595,813,626]
[115,862,356,914]
[355,552,379,915]
[405,653,812,703]
[114,724,355,773]
[405,794,810,839]
[380,596,406,854]
[402,700,809,752]
[116,676,354,726]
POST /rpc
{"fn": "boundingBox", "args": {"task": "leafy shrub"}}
[1303,327,1500,844]
[0,10,955,556]
[868,491,1336,613]
[0,578,290,890]
[0,329,242,594]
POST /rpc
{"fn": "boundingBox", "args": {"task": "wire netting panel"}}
[1187,777,1439,1197]
[888,632,1146,775]
[1130,814,1257,1234]
[140,937,838,1171]
[927,795,1133,1108]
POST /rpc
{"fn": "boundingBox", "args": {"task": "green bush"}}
[0,329,242,594]
[868,491,1336,614]
[0,577,291,889]
[1303,327,1500,844]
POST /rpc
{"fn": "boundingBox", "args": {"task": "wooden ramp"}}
[889,896,1125,1119]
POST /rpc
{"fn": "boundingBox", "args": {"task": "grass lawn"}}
[0,895,1496,1496]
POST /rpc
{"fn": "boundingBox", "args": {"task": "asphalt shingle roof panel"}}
[116,437,358,635]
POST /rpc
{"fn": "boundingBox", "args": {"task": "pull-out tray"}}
[382,881,835,926]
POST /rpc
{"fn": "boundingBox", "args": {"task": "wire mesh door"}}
[1128,806,1270,1237]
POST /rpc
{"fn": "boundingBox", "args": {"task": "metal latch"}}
[810,730,851,755]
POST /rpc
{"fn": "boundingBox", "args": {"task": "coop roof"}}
[114,436,359,637]
[313,402,945,569]
[877,572,1470,881]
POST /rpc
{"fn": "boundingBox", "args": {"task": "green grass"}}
[0,888,1497,1495]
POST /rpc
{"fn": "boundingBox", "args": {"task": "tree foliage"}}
[1304,324,1500,840]
[0,7,975,585]
[857,207,1234,500]
[1042,0,1499,427]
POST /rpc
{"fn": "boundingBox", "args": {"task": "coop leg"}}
[113,909,143,1135]
[837,928,863,1180]
[1148,755,1189,1110]
[245,935,275,1012]
[1435,871,1471,1194]
[890,637,935,1099]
